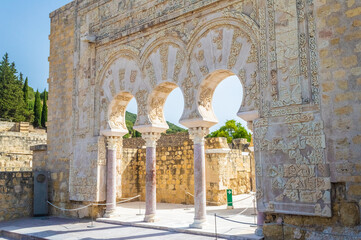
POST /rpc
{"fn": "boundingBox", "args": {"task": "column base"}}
[255,227,264,237]
[227,205,234,209]
[189,219,207,229]
[144,214,157,222]
[103,211,117,218]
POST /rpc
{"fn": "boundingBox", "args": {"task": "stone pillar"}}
[142,132,161,222]
[255,211,265,236]
[104,136,119,218]
[189,127,209,229]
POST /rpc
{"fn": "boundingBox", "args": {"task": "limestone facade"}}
[48,0,361,237]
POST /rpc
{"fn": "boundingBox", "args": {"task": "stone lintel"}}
[205,148,231,154]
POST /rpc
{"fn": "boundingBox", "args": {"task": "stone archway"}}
[49,0,333,236]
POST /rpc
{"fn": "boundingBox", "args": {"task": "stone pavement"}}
[0,217,223,240]
[0,193,263,240]
[97,193,262,240]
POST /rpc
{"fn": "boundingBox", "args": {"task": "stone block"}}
[342,55,358,68]
[339,202,360,227]
[321,82,335,92]
[348,185,361,196]
[334,106,353,115]
[346,7,361,18]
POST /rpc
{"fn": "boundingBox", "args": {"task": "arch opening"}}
[197,70,243,127]
[210,75,248,133]
[146,81,185,133]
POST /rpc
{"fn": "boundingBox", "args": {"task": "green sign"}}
[227,189,233,208]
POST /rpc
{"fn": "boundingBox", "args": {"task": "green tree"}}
[22,76,29,108]
[0,53,28,122]
[33,90,42,127]
[40,89,48,101]
[41,90,48,128]
[208,120,251,143]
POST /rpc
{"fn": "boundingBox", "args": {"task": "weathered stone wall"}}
[316,0,361,209]
[0,121,46,171]
[121,134,253,205]
[0,172,33,222]
[46,2,79,217]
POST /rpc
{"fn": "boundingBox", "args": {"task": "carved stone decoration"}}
[142,132,161,148]
[106,136,119,151]
[173,49,185,83]
[198,87,213,112]
[149,98,166,124]
[160,45,169,80]
[145,61,157,88]
[189,127,209,145]
[135,90,148,117]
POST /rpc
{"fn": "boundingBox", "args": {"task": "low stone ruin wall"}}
[120,133,254,205]
[0,171,33,222]
[0,121,47,171]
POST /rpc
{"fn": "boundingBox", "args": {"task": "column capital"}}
[106,136,120,151]
[142,132,161,148]
[189,127,209,144]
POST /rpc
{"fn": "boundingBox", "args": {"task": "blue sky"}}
[0,0,73,91]
[0,1,247,132]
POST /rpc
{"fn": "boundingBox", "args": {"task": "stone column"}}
[189,127,209,229]
[255,211,265,236]
[104,136,119,218]
[142,132,161,222]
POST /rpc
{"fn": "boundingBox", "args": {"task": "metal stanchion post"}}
[88,204,95,228]
[136,200,142,216]
[252,195,256,215]
[214,213,218,240]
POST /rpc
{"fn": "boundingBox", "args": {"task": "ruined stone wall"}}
[0,121,46,171]
[121,134,253,205]
[0,172,33,222]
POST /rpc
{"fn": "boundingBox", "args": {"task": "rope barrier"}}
[47,195,141,211]
[47,201,93,212]
[215,214,257,226]
[93,195,140,206]
[231,194,254,204]
[185,192,220,205]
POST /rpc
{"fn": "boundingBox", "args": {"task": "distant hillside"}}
[124,111,187,138]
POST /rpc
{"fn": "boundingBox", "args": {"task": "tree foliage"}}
[0,53,28,122]
[22,75,29,107]
[41,90,48,128]
[33,90,42,127]
[208,120,251,143]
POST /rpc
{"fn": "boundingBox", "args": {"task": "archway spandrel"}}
[141,38,188,86]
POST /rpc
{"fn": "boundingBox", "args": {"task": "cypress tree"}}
[0,53,27,122]
[41,90,47,128]
[22,76,29,108]
[33,90,42,127]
